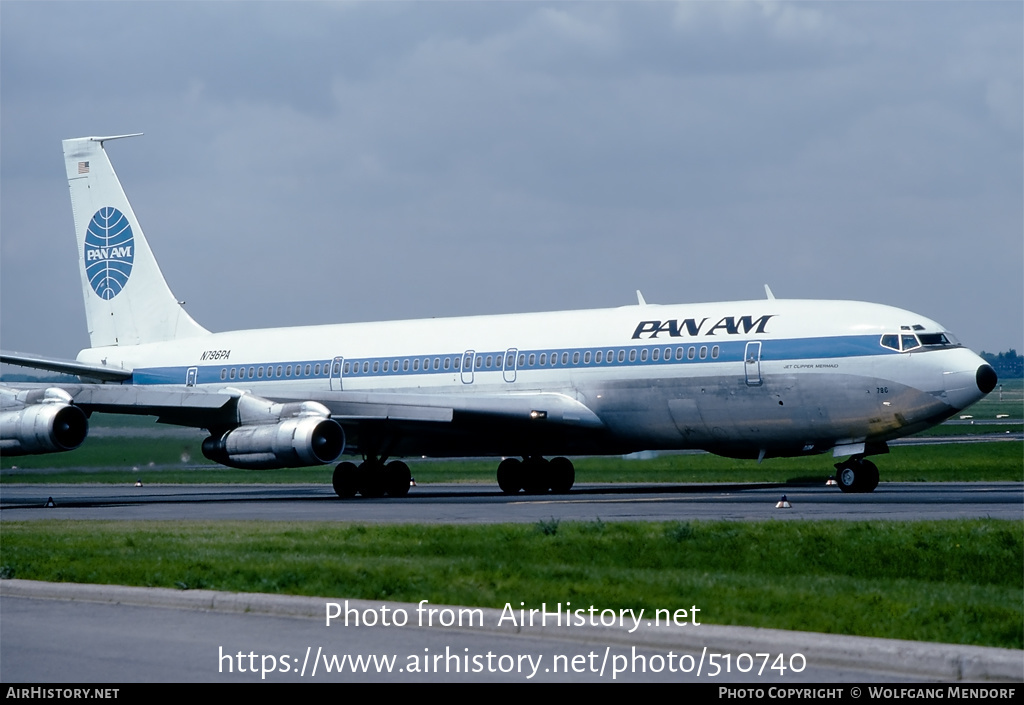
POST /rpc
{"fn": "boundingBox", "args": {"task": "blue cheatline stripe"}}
[128,334,900,387]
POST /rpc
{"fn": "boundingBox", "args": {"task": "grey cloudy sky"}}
[2,1,1021,360]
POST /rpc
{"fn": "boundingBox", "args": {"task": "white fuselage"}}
[76,298,990,459]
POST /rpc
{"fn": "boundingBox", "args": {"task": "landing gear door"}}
[503,348,518,383]
[331,356,344,391]
[461,350,475,384]
[744,341,762,386]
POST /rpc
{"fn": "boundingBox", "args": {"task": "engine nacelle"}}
[201,398,345,469]
[0,388,89,455]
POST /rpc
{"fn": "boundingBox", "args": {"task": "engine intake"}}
[201,396,345,469]
[0,388,89,455]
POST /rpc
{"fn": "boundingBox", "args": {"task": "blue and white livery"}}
[0,135,998,497]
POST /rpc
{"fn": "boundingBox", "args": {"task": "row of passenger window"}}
[220,362,331,381]
[217,345,723,381]
[345,344,721,375]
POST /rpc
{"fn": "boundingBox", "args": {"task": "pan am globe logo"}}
[84,207,134,299]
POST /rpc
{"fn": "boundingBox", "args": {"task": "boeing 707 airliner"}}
[0,134,998,497]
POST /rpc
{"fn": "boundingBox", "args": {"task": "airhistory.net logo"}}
[84,207,134,299]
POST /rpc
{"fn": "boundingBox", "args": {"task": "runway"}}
[2,481,1021,522]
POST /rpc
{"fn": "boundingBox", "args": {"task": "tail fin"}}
[63,135,209,347]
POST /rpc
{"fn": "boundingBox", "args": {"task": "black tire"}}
[835,458,879,494]
[358,461,387,498]
[521,457,550,495]
[385,460,412,497]
[332,461,359,498]
[497,457,523,494]
[549,456,575,494]
[835,461,858,493]
[860,459,879,492]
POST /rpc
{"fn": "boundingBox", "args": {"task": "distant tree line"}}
[980,350,1023,379]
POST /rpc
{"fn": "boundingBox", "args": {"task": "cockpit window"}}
[901,334,921,352]
[881,331,960,352]
[880,334,900,352]
[918,333,953,347]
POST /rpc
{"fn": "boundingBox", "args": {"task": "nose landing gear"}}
[833,456,880,493]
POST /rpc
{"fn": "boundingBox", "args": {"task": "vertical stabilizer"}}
[63,135,209,347]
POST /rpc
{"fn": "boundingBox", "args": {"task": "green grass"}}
[1,519,1020,649]
[2,441,1021,484]
[911,422,1021,437]
[962,377,1024,420]
[0,436,208,473]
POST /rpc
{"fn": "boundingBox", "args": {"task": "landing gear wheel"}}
[834,457,879,493]
[549,457,575,494]
[859,459,879,492]
[332,461,359,498]
[358,461,388,498]
[835,462,857,493]
[385,461,412,497]
[521,457,550,495]
[497,458,523,494]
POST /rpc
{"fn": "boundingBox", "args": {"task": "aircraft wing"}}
[2,380,601,426]
[281,389,604,427]
[0,378,606,458]
[298,388,607,458]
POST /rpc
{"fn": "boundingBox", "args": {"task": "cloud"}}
[1,1,1020,357]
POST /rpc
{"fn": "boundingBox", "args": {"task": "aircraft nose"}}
[976,364,997,395]
[941,350,996,410]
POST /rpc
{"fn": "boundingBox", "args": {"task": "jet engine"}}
[0,387,89,455]
[201,396,344,469]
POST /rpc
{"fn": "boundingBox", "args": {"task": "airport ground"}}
[1,478,1022,522]
[1,404,1021,683]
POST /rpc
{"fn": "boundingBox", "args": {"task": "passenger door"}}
[744,342,762,386]
[331,356,345,391]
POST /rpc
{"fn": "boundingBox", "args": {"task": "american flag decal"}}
[78,161,89,174]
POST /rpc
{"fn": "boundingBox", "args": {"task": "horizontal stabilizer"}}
[1,351,132,382]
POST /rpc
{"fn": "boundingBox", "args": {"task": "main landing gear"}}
[331,455,577,498]
[332,459,411,498]
[497,456,575,495]
[833,456,880,493]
